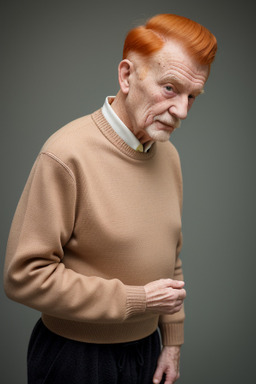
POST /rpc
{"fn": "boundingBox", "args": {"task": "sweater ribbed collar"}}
[91,109,157,161]
[102,97,153,153]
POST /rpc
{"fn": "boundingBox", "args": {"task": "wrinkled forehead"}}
[149,40,209,81]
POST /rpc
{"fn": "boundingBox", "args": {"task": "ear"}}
[118,59,133,94]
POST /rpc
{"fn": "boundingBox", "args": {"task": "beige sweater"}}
[4,109,185,345]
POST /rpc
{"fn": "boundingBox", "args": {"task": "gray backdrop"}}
[1,0,255,383]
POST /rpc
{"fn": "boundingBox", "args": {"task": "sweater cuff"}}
[125,286,147,318]
[159,322,184,346]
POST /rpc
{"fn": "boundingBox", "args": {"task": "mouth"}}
[153,116,181,132]
[155,120,175,132]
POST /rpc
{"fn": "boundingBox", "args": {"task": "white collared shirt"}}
[102,97,153,153]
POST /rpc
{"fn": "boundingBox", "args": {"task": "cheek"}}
[151,91,164,105]
[149,98,170,116]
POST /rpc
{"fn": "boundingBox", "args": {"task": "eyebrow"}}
[161,74,205,96]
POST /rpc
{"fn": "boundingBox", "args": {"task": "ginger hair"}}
[123,14,217,67]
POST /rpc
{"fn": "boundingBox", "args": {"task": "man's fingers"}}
[165,279,185,288]
[175,299,183,307]
[144,278,186,315]
[177,288,186,299]
[153,365,164,384]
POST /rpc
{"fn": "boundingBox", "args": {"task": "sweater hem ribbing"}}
[42,313,159,344]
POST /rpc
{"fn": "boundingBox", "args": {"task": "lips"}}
[154,116,181,130]
[155,120,175,131]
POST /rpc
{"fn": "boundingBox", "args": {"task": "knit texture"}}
[4,109,185,345]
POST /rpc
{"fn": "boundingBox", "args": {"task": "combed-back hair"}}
[123,14,217,67]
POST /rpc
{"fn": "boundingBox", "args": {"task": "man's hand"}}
[153,346,181,384]
[144,279,186,315]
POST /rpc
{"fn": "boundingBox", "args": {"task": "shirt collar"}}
[102,96,153,153]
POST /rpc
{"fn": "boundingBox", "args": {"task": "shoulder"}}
[158,141,183,191]
[161,140,181,167]
[32,111,103,178]
[40,113,95,157]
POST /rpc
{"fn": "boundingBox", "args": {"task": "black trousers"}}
[27,319,165,384]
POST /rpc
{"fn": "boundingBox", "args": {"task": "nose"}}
[169,95,188,120]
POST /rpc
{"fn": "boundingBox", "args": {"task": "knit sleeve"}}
[4,153,146,323]
[158,232,185,346]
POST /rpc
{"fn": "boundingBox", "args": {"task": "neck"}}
[111,91,153,146]
[111,91,128,126]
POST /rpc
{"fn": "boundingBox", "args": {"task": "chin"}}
[145,126,172,142]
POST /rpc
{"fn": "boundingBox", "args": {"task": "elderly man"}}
[4,14,217,384]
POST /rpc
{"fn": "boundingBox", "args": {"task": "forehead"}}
[149,40,208,88]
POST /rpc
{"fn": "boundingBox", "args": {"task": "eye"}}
[188,94,195,100]
[165,86,174,92]
[163,84,177,97]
